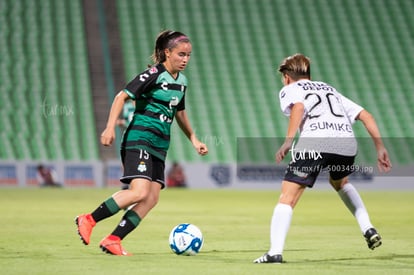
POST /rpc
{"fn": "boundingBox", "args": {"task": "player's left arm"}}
[175,110,208,156]
[356,109,392,172]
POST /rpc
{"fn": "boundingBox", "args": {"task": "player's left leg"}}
[330,176,382,249]
[254,180,306,263]
[129,181,161,219]
[255,155,321,264]
[100,180,162,256]
[269,181,306,255]
[75,180,147,246]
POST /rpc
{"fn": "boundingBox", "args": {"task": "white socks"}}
[268,203,293,256]
[338,183,373,233]
[267,184,372,256]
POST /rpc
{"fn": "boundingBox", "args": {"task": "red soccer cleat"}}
[75,214,96,245]
[99,235,132,256]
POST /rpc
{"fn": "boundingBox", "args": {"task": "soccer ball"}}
[169,223,203,256]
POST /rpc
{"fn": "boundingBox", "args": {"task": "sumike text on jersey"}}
[309,121,353,132]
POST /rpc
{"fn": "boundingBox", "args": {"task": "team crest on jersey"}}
[137,161,147,172]
[149,67,158,74]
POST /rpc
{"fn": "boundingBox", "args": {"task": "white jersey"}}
[279,80,364,156]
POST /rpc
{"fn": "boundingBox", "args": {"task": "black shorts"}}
[120,149,165,189]
[283,153,355,188]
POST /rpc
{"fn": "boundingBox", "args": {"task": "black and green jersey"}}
[121,63,187,161]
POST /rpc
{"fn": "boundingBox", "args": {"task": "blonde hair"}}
[278,53,311,80]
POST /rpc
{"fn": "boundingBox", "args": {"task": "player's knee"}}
[278,181,305,208]
[329,177,348,191]
[129,190,149,203]
[129,187,151,203]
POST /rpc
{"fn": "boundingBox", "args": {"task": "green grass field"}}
[1,187,413,275]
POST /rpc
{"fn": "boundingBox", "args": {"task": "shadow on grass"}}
[290,253,414,264]
[192,249,414,265]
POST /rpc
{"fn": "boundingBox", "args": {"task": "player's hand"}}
[377,147,392,173]
[100,128,115,146]
[193,140,208,156]
[276,139,293,163]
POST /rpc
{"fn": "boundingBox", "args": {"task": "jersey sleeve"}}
[340,94,364,124]
[123,66,160,100]
[279,85,304,116]
[176,93,185,111]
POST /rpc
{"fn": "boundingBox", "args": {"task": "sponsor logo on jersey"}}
[298,81,335,91]
[161,81,169,90]
[169,96,179,109]
[309,121,353,132]
[159,114,172,123]
[139,73,149,82]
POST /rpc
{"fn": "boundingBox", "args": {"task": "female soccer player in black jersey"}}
[75,30,208,256]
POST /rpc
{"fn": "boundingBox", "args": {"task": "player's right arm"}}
[276,102,304,163]
[276,85,305,163]
[101,66,160,146]
[101,91,130,146]
[356,109,392,172]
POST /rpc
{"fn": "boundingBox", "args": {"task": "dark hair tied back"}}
[152,30,190,64]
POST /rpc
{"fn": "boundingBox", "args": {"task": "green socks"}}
[111,210,142,239]
[91,197,121,222]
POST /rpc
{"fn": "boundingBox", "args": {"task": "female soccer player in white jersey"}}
[254,53,392,263]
